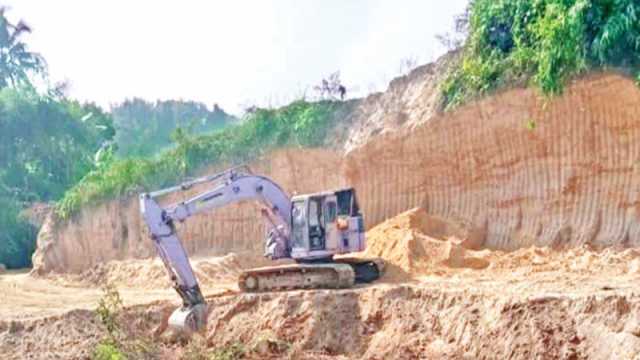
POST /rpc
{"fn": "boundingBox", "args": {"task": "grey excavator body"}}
[139,166,383,333]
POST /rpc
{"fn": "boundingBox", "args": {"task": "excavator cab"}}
[289,188,365,261]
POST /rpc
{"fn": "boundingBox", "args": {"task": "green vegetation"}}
[442,0,640,109]
[93,284,158,360]
[57,100,341,219]
[0,7,45,88]
[0,88,114,268]
[93,284,128,360]
[93,342,126,360]
[210,344,246,360]
[112,98,234,158]
[0,7,116,268]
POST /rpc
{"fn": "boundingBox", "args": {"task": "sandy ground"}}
[4,208,640,359]
[0,254,255,322]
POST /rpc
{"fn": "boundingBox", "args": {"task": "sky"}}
[3,0,468,115]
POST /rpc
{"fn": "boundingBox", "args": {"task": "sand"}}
[5,208,640,359]
[360,208,490,281]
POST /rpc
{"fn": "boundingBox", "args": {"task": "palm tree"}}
[0,7,45,89]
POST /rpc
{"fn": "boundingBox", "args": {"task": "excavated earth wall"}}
[32,69,640,273]
[348,72,640,250]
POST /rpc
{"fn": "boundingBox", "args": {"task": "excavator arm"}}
[139,166,292,333]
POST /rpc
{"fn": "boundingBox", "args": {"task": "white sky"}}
[3,0,467,114]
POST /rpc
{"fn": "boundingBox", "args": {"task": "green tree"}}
[0,88,116,268]
[0,7,45,89]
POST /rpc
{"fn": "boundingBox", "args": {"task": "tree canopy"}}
[442,0,640,109]
[0,88,116,268]
[0,7,45,89]
[112,98,235,158]
[0,8,116,268]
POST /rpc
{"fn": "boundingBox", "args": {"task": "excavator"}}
[139,165,383,333]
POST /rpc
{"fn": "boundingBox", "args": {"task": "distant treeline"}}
[0,9,235,268]
[112,98,235,158]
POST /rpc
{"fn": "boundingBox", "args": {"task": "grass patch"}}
[57,100,343,219]
[441,0,640,110]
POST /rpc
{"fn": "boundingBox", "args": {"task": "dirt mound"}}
[362,208,640,283]
[362,208,490,280]
[53,253,272,289]
[485,244,640,277]
[7,282,640,360]
[0,309,103,359]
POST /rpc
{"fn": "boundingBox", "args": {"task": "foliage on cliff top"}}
[56,100,342,219]
[441,0,640,109]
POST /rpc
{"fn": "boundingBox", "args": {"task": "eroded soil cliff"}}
[31,70,640,273]
[347,72,640,250]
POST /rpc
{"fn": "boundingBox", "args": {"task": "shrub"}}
[93,342,126,360]
[93,284,158,360]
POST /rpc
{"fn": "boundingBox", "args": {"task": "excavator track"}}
[238,258,384,292]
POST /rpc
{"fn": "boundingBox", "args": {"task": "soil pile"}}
[51,253,274,289]
[362,208,489,280]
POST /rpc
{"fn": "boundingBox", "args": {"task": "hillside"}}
[30,61,640,273]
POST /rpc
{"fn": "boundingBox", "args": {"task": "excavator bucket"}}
[167,303,208,334]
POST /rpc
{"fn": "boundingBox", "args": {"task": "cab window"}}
[291,201,306,247]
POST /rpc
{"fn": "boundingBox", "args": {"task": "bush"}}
[96,283,124,339]
[57,100,341,219]
[442,0,640,109]
[93,283,158,360]
[93,342,126,360]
